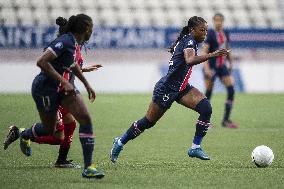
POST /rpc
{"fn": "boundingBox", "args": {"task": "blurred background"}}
[0,0,284,93]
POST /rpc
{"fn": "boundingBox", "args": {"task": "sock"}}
[192,99,212,148]
[21,123,50,141]
[205,89,212,100]
[57,121,76,161]
[79,124,94,169]
[223,86,235,121]
[57,147,70,163]
[120,117,155,145]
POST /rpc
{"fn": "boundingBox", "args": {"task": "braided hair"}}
[169,16,206,53]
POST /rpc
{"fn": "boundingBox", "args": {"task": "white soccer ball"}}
[251,145,274,168]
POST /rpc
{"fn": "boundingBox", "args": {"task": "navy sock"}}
[21,123,49,141]
[224,86,234,121]
[79,124,94,169]
[193,99,212,146]
[120,117,155,145]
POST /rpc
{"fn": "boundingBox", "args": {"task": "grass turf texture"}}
[0,93,284,189]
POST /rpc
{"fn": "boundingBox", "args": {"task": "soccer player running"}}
[201,13,238,128]
[110,16,230,163]
[3,14,104,178]
[4,17,102,169]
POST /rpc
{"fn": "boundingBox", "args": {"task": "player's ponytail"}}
[56,17,68,37]
[168,16,206,54]
[169,26,189,54]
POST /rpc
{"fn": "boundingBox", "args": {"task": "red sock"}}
[57,121,76,161]
[34,135,63,145]
[61,121,76,149]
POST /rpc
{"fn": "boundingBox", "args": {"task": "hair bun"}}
[56,17,67,26]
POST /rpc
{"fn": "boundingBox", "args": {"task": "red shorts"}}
[56,106,70,132]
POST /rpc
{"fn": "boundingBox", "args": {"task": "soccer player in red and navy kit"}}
[110,16,230,163]
[201,13,238,128]
[31,17,102,168]
[3,14,104,178]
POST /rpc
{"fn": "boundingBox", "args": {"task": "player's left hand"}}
[82,64,103,72]
[86,86,96,102]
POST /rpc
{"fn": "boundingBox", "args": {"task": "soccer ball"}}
[251,145,274,168]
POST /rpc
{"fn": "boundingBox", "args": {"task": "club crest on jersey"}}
[188,40,194,46]
[55,42,63,49]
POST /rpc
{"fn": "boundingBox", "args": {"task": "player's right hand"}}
[212,49,230,57]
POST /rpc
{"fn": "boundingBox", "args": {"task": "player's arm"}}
[82,64,103,72]
[201,43,213,78]
[36,50,74,92]
[71,64,96,102]
[184,47,229,66]
[226,45,233,73]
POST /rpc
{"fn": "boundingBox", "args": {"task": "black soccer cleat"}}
[3,125,20,150]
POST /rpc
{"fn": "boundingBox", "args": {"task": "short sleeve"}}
[183,39,195,50]
[47,36,68,57]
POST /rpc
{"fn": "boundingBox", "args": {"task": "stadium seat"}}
[14,0,30,8]
[30,0,46,8]
[80,0,95,9]
[1,8,17,25]
[17,8,34,25]
[33,8,49,25]
[0,0,283,28]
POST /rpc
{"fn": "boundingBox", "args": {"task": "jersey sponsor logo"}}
[163,94,170,101]
[55,42,63,49]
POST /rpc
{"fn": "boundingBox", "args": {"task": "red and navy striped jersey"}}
[161,34,197,91]
[205,28,230,68]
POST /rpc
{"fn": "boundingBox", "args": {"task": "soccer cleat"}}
[110,137,123,163]
[82,164,105,179]
[54,159,81,169]
[3,125,20,150]
[222,120,238,129]
[188,148,210,160]
[19,128,32,156]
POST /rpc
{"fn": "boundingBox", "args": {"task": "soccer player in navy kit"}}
[3,14,104,178]
[110,16,230,162]
[201,13,238,128]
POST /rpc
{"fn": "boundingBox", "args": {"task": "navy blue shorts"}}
[152,81,194,110]
[204,65,230,81]
[31,78,63,115]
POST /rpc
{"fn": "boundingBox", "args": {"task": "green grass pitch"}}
[0,93,284,189]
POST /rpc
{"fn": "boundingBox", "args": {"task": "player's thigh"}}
[178,87,206,109]
[221,75,234,87]
[145,102,167,123]
[61,93,91,124]
[63,113,75,124]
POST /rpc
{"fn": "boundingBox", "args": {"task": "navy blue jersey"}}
[205,28,230,68]
[161,34,198,92]
[34,32,77,92]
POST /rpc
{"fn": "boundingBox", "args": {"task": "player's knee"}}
[227,85,235,101]
[195,98,212,117]
[53,135,64,144]
[78,113,92,126]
